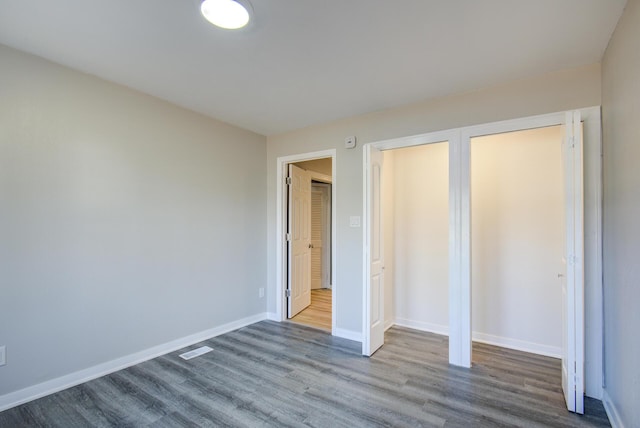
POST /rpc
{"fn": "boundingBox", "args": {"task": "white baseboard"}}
[266,311,359,342]
[266,312,280,321]
[392,318,560,358]
[394,318,449,336]
[471,332,561,358]
[334,328,362,342]
[602,389,624,428]
[384,319,395,331]
[0,312,268,412]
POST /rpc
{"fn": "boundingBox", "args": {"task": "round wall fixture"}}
[200,0,251,30]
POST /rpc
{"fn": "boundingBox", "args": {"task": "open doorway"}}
[471,125,564,359]
[275,150,336,335]
[363,130,454,356]
[381,142,449,348]
[287,158,333,331]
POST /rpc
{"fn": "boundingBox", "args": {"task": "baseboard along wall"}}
[602,390,625,428]
[392,318,562,358]
[334,328,362,342]
[0,313,268,412]
[1,314,566,413]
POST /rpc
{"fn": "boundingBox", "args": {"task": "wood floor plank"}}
[289,289,332,331]
[0,321,610,427]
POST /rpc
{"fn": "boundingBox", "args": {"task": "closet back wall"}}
[388,142,449,334]
[471,126,564,356]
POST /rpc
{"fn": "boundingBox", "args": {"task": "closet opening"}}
[363,133,453,357]
[363,108,602,414]
[380,142,450,361]
[470,125,564,360]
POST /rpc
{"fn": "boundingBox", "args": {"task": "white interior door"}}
[288,164,312,318]
[561,111,585,414]
[364,146,385,356]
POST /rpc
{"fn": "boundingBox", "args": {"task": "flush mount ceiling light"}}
[200,0,251,30]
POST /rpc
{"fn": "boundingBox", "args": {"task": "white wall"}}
[602,0,640,426]
[471,126,563,356]
[391,143,449,334]
[0,45,267,399]
[267,63,601,337]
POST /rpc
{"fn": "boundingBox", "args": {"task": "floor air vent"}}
[179,346,213,360]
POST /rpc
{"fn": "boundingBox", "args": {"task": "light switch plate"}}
[349,216,361,227]
[0,346,6,366]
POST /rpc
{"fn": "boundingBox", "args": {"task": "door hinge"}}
[286,233,291,242]
[570,136,576,148]
[286,177,292,185]
[285,289,291,297]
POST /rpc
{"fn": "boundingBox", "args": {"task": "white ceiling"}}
[0,1,627,136]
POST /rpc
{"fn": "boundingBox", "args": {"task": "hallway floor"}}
[289,288,331,331]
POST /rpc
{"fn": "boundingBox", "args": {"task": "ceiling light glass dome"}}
[200,0,250,30]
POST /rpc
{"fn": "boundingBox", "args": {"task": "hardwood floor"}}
[289,288,331,331]
[0,321,610,427]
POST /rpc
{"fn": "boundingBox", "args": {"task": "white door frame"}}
[276,149,337,334]
[362,107,602,399]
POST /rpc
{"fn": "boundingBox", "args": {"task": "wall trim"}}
[384,320,395,331]
[471,332,561,359]
[393,317,561,358]
[0,313,268,412]
[394,318,449,337]
[602,390,624,428]
[266,312,280,321]
[334,328,362,342]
